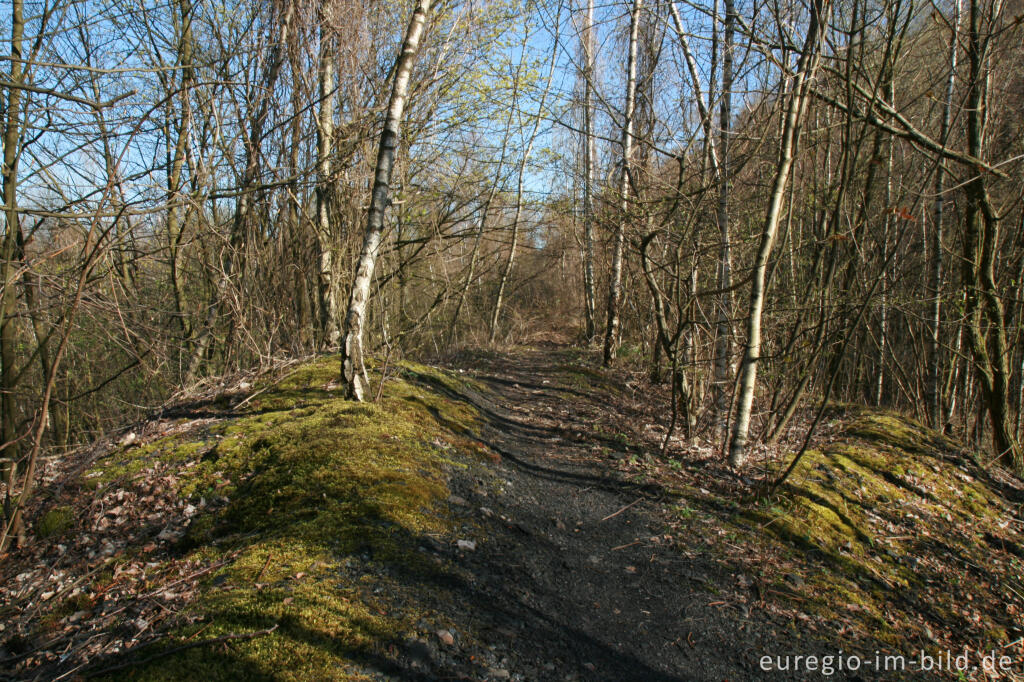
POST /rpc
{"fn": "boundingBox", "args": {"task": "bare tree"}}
[341,0,432,400]
[729,0,830,467]
[959,0,1019,468]
[711,0,734,437]
[603,0,642,366]
[926,0,960,428]
[1,0,27,503]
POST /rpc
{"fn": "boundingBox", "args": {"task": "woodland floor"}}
[2,344,1023,680]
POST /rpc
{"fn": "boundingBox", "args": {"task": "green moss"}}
[36,505,75,539]
[85,356,487,681]
[722,410,1017,653]
[844,413,953,458]
[87,438,206,489]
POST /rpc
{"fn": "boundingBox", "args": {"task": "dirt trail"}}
[395,346,851,682]
[7,345,1016,680]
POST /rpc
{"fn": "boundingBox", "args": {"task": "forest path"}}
[396,345,830,681]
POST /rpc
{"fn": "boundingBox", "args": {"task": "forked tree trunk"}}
[603,0,642,366]
[669,1,718,171]
[728,0,829,467]
[341,0,431,400]
[960,0,1020,469]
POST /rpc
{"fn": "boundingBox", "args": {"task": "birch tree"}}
[581,0,598,342]
[603,0,642,366]
[316,3,341,349]
[340,0,432,400]
[729,0,830,467]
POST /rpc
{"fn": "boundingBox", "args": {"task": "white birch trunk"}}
[316,15,341,350]
[602,0,642,366]
[729,0,829,466]
[582,0,598,341]
[341,0,431,400]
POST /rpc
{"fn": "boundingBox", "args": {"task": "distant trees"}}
[558,0,1022,475]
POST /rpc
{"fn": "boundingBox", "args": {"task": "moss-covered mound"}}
[46,357,491,680]
[722,413,1024,659]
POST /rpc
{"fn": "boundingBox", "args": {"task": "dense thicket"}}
[2,0,1022,547]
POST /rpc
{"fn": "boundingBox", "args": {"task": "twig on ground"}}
[255,552,273,584]
[83,624,280,678]
[600,498,643,522]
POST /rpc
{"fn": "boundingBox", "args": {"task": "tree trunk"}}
[927,0,960,427]
[341,0,432,400]
[602,0,642,366]
[711,0,734,435]
[729,0,829,467]
[875,94,893,407]
[582,0,598,342]
[960,0,1020,469]
[1,0,26,508]
[164,0,196,347]
[316,14,341,349]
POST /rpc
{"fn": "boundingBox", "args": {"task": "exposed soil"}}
[380,345,867,681]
